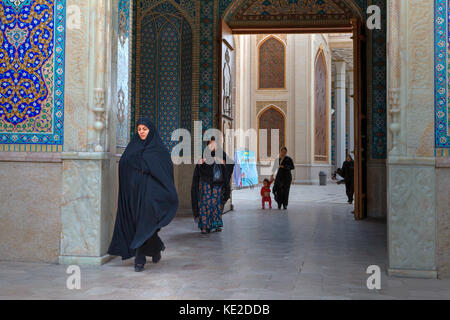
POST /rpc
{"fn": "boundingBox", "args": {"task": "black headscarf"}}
[108,117,178,260]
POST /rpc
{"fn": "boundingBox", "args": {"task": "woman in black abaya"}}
[272,147,295,210]
[108,117,178,272]
[341,154,355,204]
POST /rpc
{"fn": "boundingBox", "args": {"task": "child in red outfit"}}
[261,178,274,209]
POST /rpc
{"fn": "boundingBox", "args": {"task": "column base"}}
[59,254,114,266]
[388,268,438,279]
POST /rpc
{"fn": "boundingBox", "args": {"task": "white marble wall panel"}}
[60,159,102,257]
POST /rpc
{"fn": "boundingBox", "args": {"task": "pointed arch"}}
[258,35,286,90]
[314,47,329,163]
[257,105,286,161]
[134,0,193,151]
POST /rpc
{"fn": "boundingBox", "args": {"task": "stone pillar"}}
[59,0,116,266]
[387,0,437,278]
[335,61,346,168]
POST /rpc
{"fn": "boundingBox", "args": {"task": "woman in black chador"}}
[272,147,295,210]
[108,117,178,272]
[340,154,354,204]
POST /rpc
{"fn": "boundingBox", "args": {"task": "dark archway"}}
[132,0,193,151]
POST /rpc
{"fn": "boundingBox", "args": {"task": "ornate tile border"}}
[116,0,131,148]
[199,0,215,129]
[370,0,387,160]
[435,0,450,153]
[0,0,66,152]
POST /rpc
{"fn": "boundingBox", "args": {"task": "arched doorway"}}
[257,105,286,161]
[132,0,195,151]
[219,0,372,219]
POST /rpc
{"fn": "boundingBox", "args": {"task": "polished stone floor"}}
[1,185,450,300]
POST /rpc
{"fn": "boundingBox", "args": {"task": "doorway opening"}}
[219,17,367,220]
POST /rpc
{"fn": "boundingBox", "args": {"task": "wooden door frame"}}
[218,20,235,133]
[218,20,236,213]
[351,18,365,220]
[218,19,367,220]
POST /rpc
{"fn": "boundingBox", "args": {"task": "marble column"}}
[387,0,437,278]
[335,61,346,168]
[60,0,116,266]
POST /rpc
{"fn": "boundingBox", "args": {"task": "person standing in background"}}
[340,154,354,204]
[271,147,295,210]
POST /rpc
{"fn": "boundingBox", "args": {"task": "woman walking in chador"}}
[272,147,295,210]
[339,154,355,204]
[108,117,178,272]
[191,137,234,234]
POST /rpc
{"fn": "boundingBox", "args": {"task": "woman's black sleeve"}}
[222,179,231,206]
[341,162,348,179]
[222,162,235,205]
[285,157,295,171]
[191,165,200,218]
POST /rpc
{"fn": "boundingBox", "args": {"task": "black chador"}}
[272,156,295,209]
[108,117,178,263]
[341,157,354,204]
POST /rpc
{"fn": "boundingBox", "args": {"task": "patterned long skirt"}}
[198,181,223,232]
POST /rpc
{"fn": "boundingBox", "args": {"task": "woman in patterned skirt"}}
[191,137,234,234]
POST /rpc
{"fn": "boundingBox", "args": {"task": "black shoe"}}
[283,206,287,210]
[134,264,145,272]
[152,252,161,264]
[278,204,282,210]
